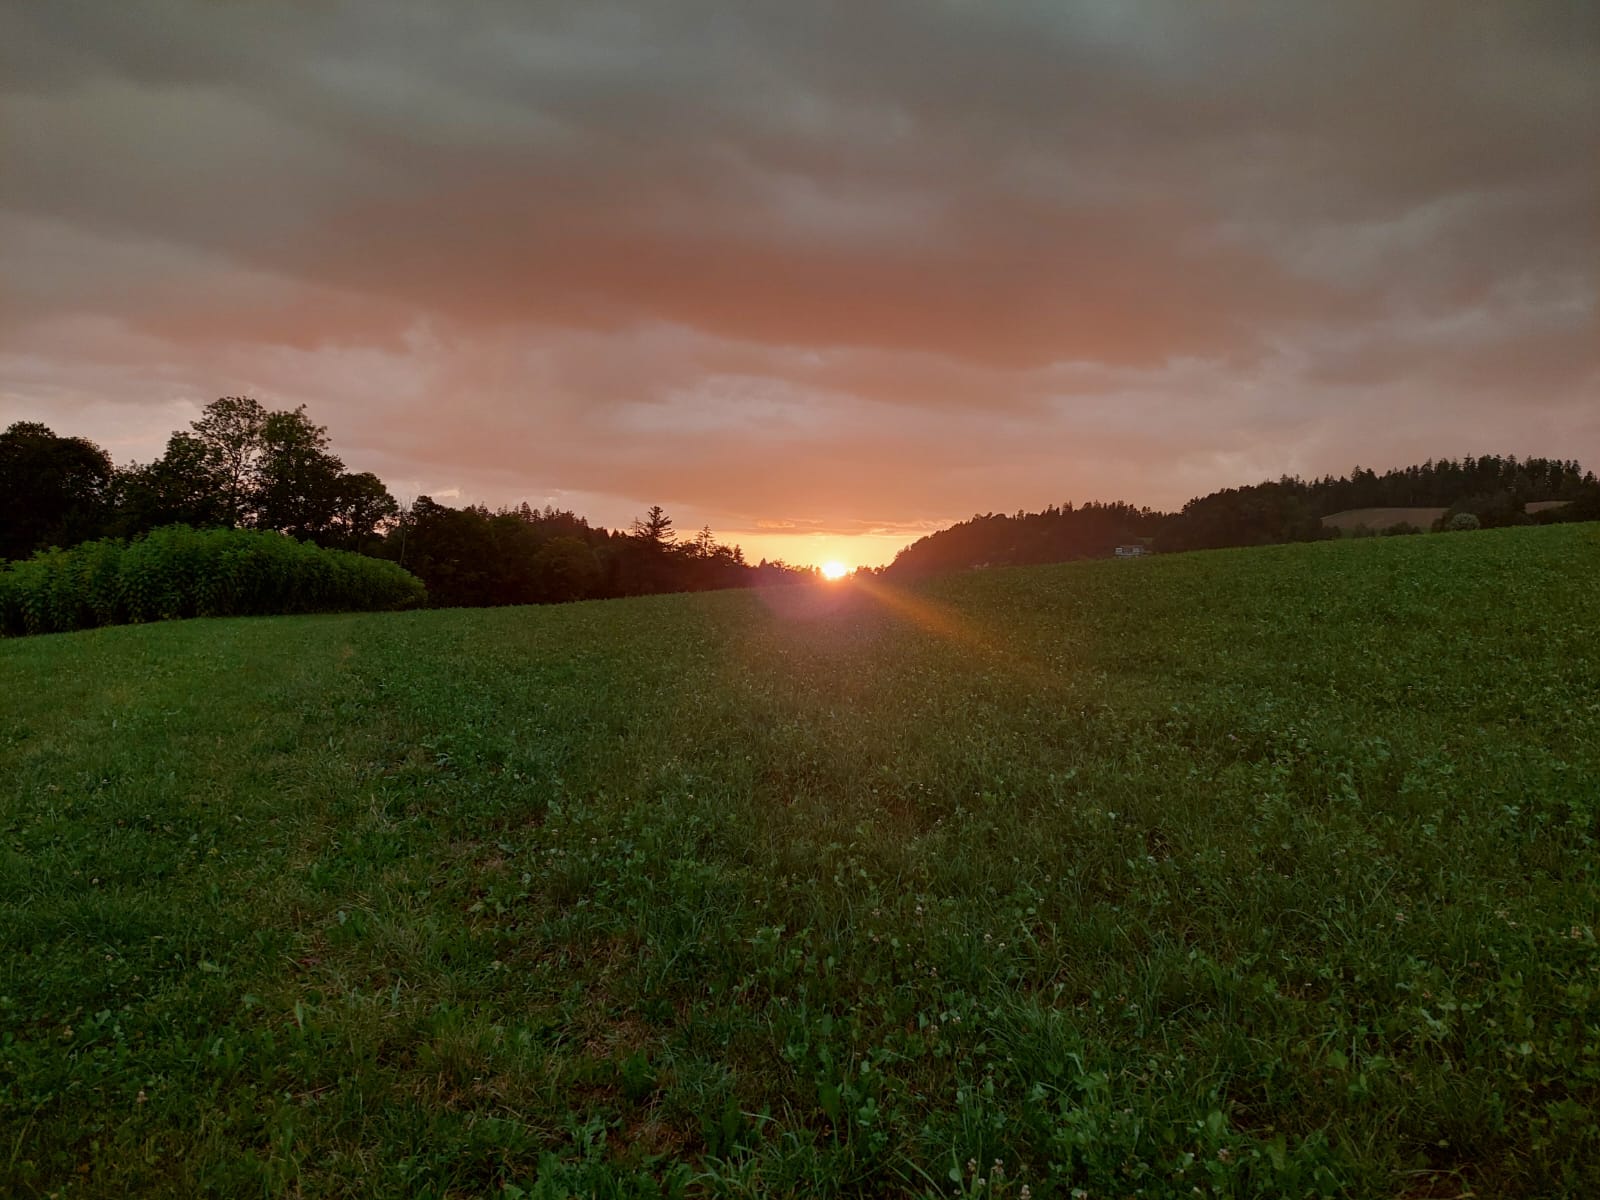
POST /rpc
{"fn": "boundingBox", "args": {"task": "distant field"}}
[4,523,1600,1198]
[1320,506,1446,531]
[1323,501,1574,531]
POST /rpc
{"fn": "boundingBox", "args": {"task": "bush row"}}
[0,524,426,636]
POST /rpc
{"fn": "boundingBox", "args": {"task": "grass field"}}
[1322,502,1576,533]
[1319,508,1447,532]
[4,524,1600,1198]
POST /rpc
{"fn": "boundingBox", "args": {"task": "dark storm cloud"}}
[2,1,1595,560]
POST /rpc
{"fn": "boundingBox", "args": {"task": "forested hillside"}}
[888,455,1600,575]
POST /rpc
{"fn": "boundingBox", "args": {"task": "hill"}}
[889,455,1599,574]
[4,523,1600,1197]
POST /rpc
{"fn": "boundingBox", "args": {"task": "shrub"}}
[0,525,425,637]
[1446,512,1482,532]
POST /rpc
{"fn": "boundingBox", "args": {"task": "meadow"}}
[3,523,1599,1198]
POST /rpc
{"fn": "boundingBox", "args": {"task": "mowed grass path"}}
[4,524,1599,1198]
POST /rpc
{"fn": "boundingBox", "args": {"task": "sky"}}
[2,1,1596,568]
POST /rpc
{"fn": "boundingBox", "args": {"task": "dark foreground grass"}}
[3,524,1599,1198]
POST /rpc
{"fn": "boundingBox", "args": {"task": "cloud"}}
[1,1,1595,562]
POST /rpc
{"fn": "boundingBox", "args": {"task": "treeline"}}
[1307,457,1595,512]
[379,499,807,607]
[2,398,395,560]
[888,456,1600,575]
[1,400,812,608]
[887,501,1165,576]
[1162,456,1599,553]
[10,404,1598,596]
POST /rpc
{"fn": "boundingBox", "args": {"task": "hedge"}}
[0,525,426,636]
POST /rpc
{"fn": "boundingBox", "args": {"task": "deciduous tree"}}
[189,396,267,525]
[0,422,115,560]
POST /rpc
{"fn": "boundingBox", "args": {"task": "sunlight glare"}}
[821,561,849,581]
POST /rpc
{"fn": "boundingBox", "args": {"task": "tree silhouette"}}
[0,422,115,560]
[632,505,676,547]
[533,536,602,602]
[328,472,400,551]
[116,432,229,535]
[189,396,267,525]
[254,406,345,539]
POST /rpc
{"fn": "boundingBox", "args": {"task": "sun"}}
[820,561,849,581]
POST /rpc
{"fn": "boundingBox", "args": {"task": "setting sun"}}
[820,561,849,581]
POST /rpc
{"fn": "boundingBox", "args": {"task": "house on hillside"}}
[1114,544,1149,558]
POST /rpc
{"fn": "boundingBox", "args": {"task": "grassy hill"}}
[4,523,1599,1198]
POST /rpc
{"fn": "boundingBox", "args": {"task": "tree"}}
[688,525,718,559]
[383,496,497,608]
[0,422,115,560]
[325,471,399,551]
[253,406,345,539]
[189,396,268,525]
[533,536,601,603]
[631,505,676,548]
[115,432,229,535]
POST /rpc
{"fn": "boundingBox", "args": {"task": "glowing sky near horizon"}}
[2,2,1596,568]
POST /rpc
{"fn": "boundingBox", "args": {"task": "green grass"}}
[4,523,1599,1198]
